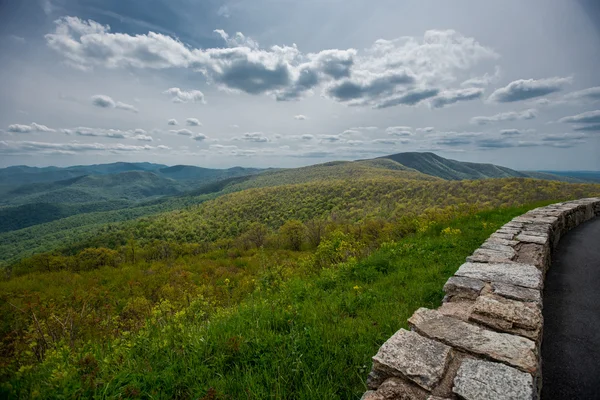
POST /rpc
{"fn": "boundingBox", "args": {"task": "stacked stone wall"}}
[363,198,600,400]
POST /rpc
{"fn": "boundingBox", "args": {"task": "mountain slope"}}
[381,152,579,181]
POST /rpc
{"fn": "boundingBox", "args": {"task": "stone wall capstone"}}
[362,198,600,400]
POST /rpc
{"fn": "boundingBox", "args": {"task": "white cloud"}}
[45,18,497,108]
[192,133,207,141]
[90,95,138,113]
[236,132,269,142]
[9,35,26,43]
[461,66,501,88]
[134,134,153,142]
[0,140,168,155]
[167,119,178,126]
[488,77,572,103]
[186,118,202,126]
[558,110,600,124]
[430,87,484,108]
[171,129,194,136]
[294,115,307,120]
[301,134,314,140]
[416,127,434,133]
[7,123,56,133]
[163,88,206,104]
[385,126,413,136]
[470,109,537,125]
[564,86,600,101]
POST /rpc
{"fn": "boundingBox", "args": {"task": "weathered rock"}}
[367,369,387,390]
[480,242,517,254]
[515,234,549,246]
[439,301,473,321]
[514,243,548,270]
[490,232,515,241]
[469,294,542,340]
[466,251,515,264]
[455,262,542,289]
[372,329,452,391]
[491,282,541,304]
[408,308,537,373]
[519,229,548,237]
[496,227,520,235]
[453,359,534,400]
[362,377,428,400]
[483,238,519,247]
[443,276,485,300]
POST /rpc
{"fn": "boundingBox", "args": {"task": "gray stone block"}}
[453,359,534,400]
[444,276,485,300]
[372,329,452,391]
[408,308,538,373]
[455,262,542,289]
[491,282,541,305]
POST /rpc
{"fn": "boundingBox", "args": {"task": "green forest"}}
[1,153,600,399]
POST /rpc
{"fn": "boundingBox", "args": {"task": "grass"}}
[1,203,546,399]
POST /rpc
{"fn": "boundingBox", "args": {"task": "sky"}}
[0,0,599,171]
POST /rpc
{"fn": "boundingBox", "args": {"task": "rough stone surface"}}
[438,301,473,321]
[362,377,428,400]
[453,359,534,400]
[408,308,538,373]
[372,329,452,391]
[470,294,542,340]
[514,243,548,270]
[480,242,517,254]
[455,262,542,289]
[491,282,541,304]
[466,248,515,264]
[483,238,519,247]
[515,234,549,245]
[490,232,516,240]
[443,276,484,300]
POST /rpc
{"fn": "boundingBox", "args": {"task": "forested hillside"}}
[1,154,599,398]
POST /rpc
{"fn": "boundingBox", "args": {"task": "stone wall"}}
[362,198,600,400]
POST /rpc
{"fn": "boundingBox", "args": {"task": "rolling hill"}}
[380,152,581,182]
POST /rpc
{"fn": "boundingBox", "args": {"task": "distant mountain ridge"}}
[380,152,583,182]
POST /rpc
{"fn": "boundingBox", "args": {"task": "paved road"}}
[542,217,600,399]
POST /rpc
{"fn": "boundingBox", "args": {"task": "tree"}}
[279,220,306,251]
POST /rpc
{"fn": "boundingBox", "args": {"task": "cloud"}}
[350,126,378,131]
[301,134,314,140]
[134,134,153,142]
[73,127,127,138]
[564,86,600,101]
[214,29,259,49]
[325,71,416,102]
[319,135,342,142]
[167,119,178,126]
[192,133,207,141]
[45,18,497,107]
[294,115,307,120]
[373,87,440,109]
[0,140,168,155]
[237,132,269,142]
[385,126,413,137]
[217,5,231,18]
[558,110,600,124]
[170,129,194,136]
[416,127,434,133]
[500,129,525,136]
[186,118,202,126]
[488,77,572,103]
[230,124,240,129]
[372,139,400,145]
[573,124,600,132]
[476,138,516,148]
[90,95,138,113]
[163,88,206,104]
[430,87,484,108]
[7,123,56,133]
[470,109,537,125]
[461,66,501,88]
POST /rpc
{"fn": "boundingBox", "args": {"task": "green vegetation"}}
[0,204,558,398]
[1,153,599,399]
